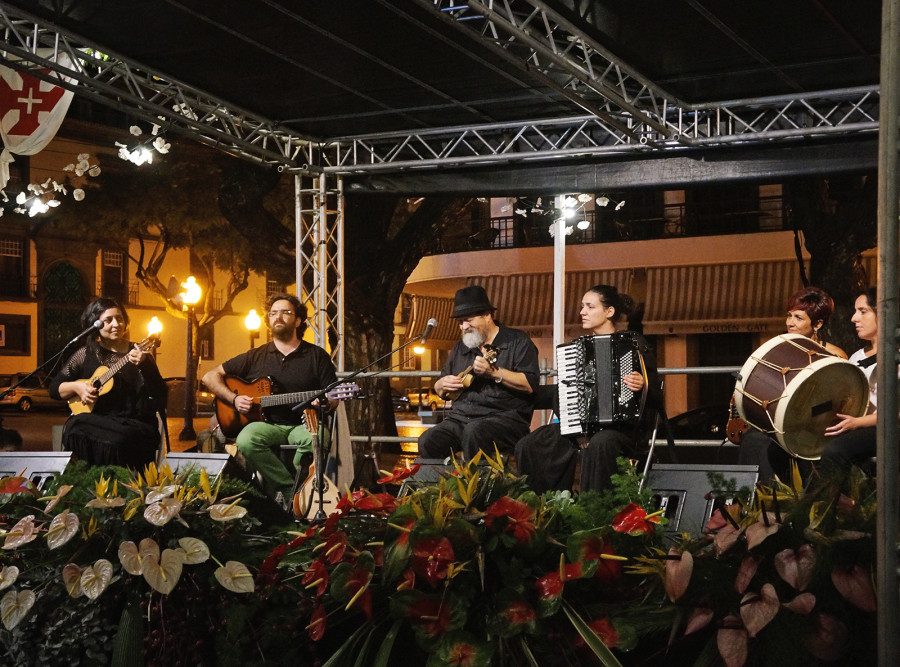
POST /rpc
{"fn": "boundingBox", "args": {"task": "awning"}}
[406,253,881,340]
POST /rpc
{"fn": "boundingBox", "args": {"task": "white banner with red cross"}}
[0,51,78,189]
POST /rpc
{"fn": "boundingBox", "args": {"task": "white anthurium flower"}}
[3,515,37,550]
[596,197,610,207]
[85,494,124,509]
[46,510,79,550]
[144,498,183,526]
[146,485,178,505]
[118,541,143,575]
[177,537,210,565]
[1,589,35,630]
[209,502,248,522]
[62,564,84,598]
[214,561,255,594]
[153,137,170,154]
[142,548,185,595]
[80,559,114,600]
[0,566,19,591]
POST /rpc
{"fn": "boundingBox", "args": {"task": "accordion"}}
[555,331,646,436]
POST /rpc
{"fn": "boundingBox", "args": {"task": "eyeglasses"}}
[268,309,293,318]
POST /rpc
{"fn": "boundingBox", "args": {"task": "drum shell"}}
[734,334,869,459]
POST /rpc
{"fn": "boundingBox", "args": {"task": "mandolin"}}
[215,375,358,438]
[445,345,498,401]
[292,407,341,519]
[68,335,161,415]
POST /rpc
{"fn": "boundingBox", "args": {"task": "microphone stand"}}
[291,333,431,521]
[0,325,98,436]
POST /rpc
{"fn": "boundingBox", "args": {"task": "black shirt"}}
[440,324,540,423]
[221,340,338,426]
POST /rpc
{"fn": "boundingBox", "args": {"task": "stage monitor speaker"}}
[163,452,237,479]
[645,464,759,535]
[0,452,73,491]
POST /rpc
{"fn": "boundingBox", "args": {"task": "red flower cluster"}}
[612,503,660,536]
[483,497,536,545]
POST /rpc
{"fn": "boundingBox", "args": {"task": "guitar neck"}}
[94,355,131,387]
[258,389,321,409]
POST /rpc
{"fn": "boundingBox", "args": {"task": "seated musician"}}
[50,297,167,468]
[418,285,540,460]
[202,294,338,503]
[737,286,845,482]
[820,287,882,470]
[515,285,662,494]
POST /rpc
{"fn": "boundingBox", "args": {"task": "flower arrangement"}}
[0,453,879,667]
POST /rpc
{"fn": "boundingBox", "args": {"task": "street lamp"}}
[245,309,261,348]
[178,276,202,441]
[147,316,162,359]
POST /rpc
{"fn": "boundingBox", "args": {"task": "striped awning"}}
[406,253,881,341]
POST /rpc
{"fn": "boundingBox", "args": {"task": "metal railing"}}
[337,366,741,448]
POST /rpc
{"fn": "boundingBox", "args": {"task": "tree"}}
[37,139,291,380]
[786,173,878,353]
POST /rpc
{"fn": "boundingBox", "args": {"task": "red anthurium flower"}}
[377,463,421,485]
[0,476,35,496]
[406,595,452,638]
[287,526,317,548]
[323,531,349,564]
[355,492,399,513]
[397,567,416,590]
[320,512,342,536]
[484,497,536,545]
[612,503,659,536]
[336,489,367,513]
[393,516,417,548]
[302,558,329,597]
[574,617,618,649]
[306,604,327,641]
[411,536,455,587]
[503,600,536,626]
[330,556,374,620]
[535,562,586,599]
[259,543,287,576]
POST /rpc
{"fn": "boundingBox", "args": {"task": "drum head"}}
[775,357,869,459]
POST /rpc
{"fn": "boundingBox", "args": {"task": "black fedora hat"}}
[451,285,495,319]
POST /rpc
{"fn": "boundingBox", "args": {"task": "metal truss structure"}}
[0,1,883,362]
[294,171,345,369]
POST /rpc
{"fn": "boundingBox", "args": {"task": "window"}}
[101,249,127,302]
[0,238,26,297]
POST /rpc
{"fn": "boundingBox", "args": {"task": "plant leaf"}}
[562,602,623,667]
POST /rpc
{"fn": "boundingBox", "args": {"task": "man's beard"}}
[462,328,485,349]
[271,323,296,342]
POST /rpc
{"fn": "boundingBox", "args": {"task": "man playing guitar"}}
[202,294,339,505]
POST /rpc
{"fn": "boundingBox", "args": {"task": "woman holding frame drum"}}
[737,286,848,482]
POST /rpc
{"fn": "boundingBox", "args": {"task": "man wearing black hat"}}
[418,285,540,460]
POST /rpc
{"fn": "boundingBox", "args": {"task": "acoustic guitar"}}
[215,375,358,438]
[291,407,341,520]
[445,345,499,401]
[68,335,161,415]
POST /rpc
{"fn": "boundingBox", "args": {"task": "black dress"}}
[50,343,168,468]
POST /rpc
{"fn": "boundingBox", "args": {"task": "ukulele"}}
[445,345,499,401]
[216,376,358,438]
[68,335,161,415]
[292,407,341,519]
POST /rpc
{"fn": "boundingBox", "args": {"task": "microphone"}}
[66,320,103,346]
[420,318,438,343]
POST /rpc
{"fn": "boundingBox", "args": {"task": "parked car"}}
[666,404,730,441]
[164,377,216,418]
[0,372,65,412]
[406,389,450,412]
[390,389,411,412]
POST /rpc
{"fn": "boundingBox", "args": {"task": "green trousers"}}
[234,421,329,496]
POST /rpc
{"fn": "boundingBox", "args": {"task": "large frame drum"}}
[733,334,869,459]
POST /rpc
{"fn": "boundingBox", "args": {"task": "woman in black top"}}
[50,297,167,468]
